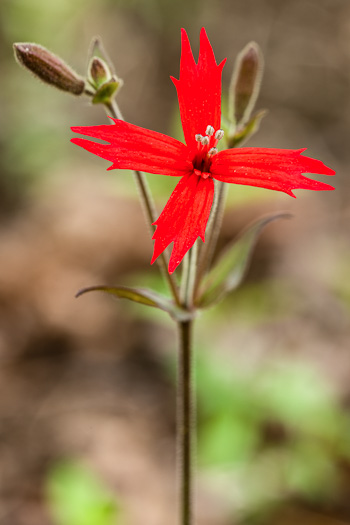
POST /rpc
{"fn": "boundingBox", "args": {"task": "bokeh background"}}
[0,1,349,524]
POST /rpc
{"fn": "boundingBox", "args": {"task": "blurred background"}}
[0,0,349,524]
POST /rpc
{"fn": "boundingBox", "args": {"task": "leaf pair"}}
[76,213,290,319]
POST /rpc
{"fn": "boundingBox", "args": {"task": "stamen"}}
[195,134,203,142]
[206,125,215,136]
[208,147,218,156]
[215,129,224,140]
[201,136,210,146]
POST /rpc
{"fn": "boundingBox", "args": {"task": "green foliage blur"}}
[46,462,121,525]
[196,350,348,517]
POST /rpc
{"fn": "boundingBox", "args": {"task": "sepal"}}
[91,79,122,105]
[196,213,291,308]
[76,285,194,321]
[227,109,267,148]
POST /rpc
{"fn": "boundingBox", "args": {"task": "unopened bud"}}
[13,43,85,95]
[88,56,112,89]
[229,42,264,126]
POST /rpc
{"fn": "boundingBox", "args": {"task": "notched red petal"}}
[173,28,226,149]
[211,148,335,196]
[71,118,192,177]
[151,172,214,273]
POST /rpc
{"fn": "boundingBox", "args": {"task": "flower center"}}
[193,125,224,179]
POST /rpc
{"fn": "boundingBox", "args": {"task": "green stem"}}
[104,99,181,306]
[180,252,190,305]
[177,240,198,525]
[185,241,198,308]
[177,319,194,525]
[194,180,227,300]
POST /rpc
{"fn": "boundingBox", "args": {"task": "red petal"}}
[171,28,226,149]
[151,172,214,273]
[211,148,335,196]
[71,119,192,177]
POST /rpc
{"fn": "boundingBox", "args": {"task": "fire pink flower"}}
[71,28,335,274]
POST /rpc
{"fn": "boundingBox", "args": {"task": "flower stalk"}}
[177,318,194,525]
[104,99,181,306]
[194,180,227,299]
[177,239,198,525]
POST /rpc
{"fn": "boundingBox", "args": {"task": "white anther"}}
[195,134,203,142]
[201,136,210,146]
[215,129,224,140]
[206,125,215,136]
[208,147,218,156]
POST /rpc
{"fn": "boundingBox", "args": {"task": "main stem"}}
[178,318,193,525]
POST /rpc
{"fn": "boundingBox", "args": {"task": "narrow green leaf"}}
[76,285,194,321]
[77,285,166,307]
[197,213,291,308]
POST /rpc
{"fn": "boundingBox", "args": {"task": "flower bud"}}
[86,37,123,104]
[88,57,112,89]
[229,42,264,126]
[13,43,85,95]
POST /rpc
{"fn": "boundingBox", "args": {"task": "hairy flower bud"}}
[88,57,111,89]
[229,42,264,126]
[86,38,123,104]
[13,43,85,95]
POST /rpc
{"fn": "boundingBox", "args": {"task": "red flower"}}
[71,28,335,274]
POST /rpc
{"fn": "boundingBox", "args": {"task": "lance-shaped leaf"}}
[197,213,291,308]
[76,285,193,321]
